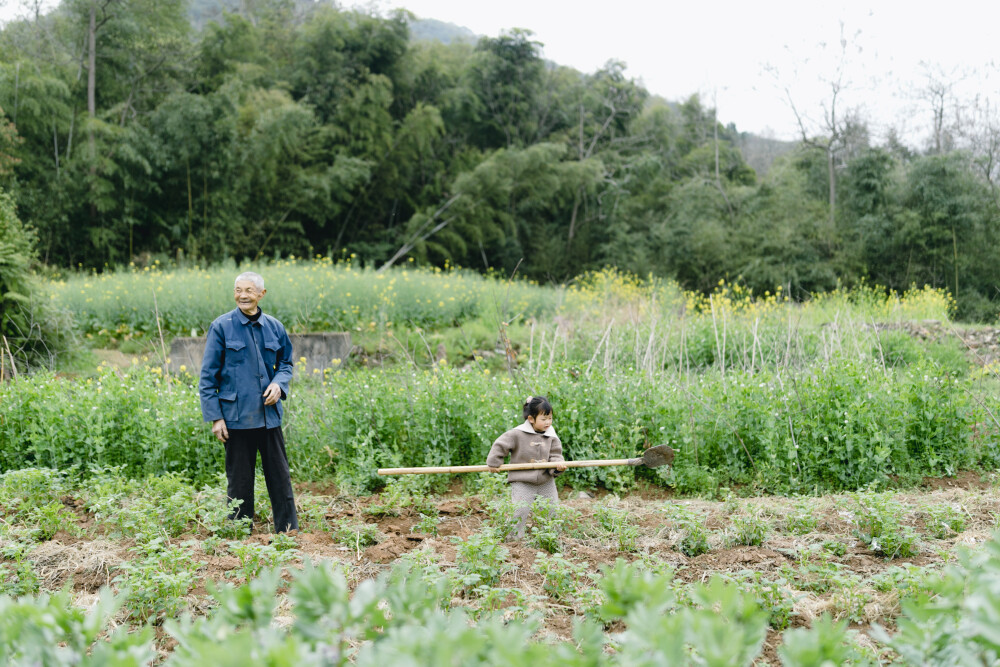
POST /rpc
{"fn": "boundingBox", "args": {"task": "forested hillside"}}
[1,0,999,319]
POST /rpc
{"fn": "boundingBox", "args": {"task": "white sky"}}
[374,0,1000,146]
[3,0,998,146]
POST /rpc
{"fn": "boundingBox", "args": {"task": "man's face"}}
[234,280,265,315]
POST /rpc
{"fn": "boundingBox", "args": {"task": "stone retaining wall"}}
[169,332,352,377]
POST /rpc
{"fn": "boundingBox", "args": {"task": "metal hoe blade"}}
[627,444,675,468]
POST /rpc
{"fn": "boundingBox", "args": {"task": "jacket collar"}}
[234,307,264,325]
[515,420,557,438]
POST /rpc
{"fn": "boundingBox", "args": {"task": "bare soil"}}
[5,475,1000,665]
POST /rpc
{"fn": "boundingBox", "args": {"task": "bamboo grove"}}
[2,0,1000,320]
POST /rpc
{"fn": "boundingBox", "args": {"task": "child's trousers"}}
[510,479,559,539]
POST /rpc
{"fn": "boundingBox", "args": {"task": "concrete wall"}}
[169,332,352,378]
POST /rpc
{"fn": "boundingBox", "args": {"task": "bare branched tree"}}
[916,62,967,154]
[957,93,1000,210]
[768,21,868,234]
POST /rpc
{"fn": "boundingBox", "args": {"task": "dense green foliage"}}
[0,369,221,483]
[0,356,986,495]
[0,189,74,371]
[2,2,1000,318]
[0,190,34,341]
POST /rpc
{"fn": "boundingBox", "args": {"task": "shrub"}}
[452,531,511,591]
[849,491,920,559]
[0,191,75,371]
[727,507,769,547]
[729,570,795,630]
[923,502,966,539]
[532,552,587,600]
[331,519,382,550]
[779,614,867,665]
[228,541,298,581]
[528,498,582,554]
[483,496,519,542]
[664,504,712,557]
[593,502,640,552]
[592,559,678,624]
[782,500,819,535]
[113,537,202,623]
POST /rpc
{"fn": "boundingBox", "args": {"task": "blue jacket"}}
[199,308,294,430]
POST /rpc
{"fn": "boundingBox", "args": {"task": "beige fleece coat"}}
[486,421,565,484]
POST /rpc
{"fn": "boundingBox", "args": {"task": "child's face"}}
[528,411,553,432]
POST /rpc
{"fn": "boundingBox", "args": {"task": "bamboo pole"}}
[378,458,639,476]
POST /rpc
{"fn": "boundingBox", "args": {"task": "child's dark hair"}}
[523,395,552,420]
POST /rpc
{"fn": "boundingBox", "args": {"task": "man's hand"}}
[263,383,282,406]
[212,418,229,443]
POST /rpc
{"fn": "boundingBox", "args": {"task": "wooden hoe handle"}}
[377,458,640,476]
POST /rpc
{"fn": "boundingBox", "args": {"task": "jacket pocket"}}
[225,339,246,366]
[218,390,239,423]
[262,340,280,371]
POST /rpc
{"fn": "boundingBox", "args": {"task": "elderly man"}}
[199,271,298,532]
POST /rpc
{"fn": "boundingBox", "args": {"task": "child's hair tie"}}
[524,395,533,404]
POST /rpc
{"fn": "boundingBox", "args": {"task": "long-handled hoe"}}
[377,444,675,476]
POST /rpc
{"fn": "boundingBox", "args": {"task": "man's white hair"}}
[235,271,265,291]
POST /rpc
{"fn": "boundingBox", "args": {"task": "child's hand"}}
[488,466,503,473]
[556,464,567,472]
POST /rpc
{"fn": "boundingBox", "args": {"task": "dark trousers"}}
[224,427,299,532]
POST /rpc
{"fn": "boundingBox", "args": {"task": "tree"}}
[916,63,964,155]
[0,105,20,177]
[656,177,734,293]
[901,153,996,311]
[838,148,897,282]
[464,29,544,149]
[561,61,647,249]
[232,86,369,259]
[402,142,602,278]
[736,161,836,295]
[956,94,1000,211]
[770,21,868,234]
[0,188,35,334]
[194,13,265,93]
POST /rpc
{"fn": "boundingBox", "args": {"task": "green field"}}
[3,262,1000,664]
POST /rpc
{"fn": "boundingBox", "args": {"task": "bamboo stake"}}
[585,320,614,375]
[528,319,535,371]
[152,289,169,380]
[710,295,724,378]
[2,335,16,379]
[548,324,558,367]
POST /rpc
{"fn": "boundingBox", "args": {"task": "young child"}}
[486,395,567,539]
